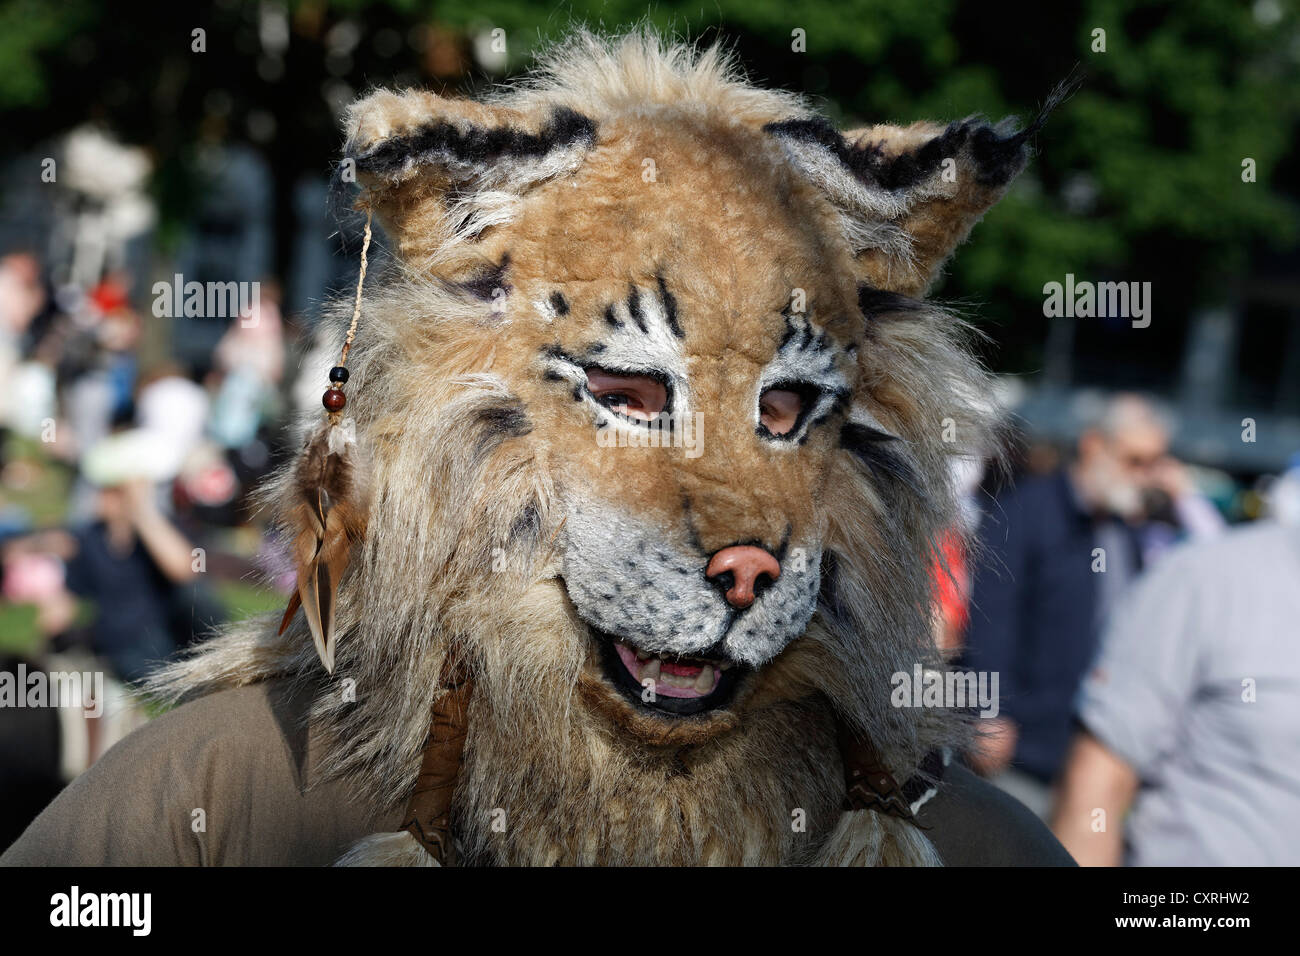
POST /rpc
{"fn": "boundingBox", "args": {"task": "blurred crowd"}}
[941,394,1300,866]
[0,250,316,847]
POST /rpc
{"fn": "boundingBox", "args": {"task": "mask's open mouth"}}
[595,629,746,717]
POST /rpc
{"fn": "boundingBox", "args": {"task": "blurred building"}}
[1015,251,1300,478]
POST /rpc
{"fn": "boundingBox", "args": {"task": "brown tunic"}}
[0,679,1073,866]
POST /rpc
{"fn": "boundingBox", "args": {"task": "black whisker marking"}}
[779,317,798,350]
[627,284,647,333]
[657,273,684,339]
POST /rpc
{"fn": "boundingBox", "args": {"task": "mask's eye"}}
[585,368,668,422]
[759,386,807,436]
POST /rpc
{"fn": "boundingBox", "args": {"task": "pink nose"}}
[705,545,781,610]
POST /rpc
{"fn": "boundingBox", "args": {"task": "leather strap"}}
[836,716,935,826]
[399,654,474,863]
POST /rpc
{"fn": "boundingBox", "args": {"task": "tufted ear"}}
[765,103,1056,297]
[342,90,598,267]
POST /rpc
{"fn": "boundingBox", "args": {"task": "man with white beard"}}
[959,394,1222,817]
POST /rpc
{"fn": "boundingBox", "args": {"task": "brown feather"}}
[285,419,368,673]
[277,591,301,635]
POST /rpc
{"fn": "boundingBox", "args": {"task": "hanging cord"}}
[339,204,373,368]
[321,204,373,418]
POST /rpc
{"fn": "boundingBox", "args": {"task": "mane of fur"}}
[147,29,1004,866]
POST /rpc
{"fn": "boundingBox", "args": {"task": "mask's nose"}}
[705,545,781,610]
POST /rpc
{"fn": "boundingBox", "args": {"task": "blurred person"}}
[931,456,985,655]
[1,527,151,841]
[960,394,1223,816]
[1265,453,1300,526]
[0,652,62,850]
[1,529,80,638]
[1136,450,1226,564]
[64,432,200,682]
[0,253,47,371]
[0,252,57,438]
[135,362,210,478]
[64,278,141,453]
[931,531,970,655]
[60,282,145,523]
[209,278,285,449]
[0,252,46,333]
[1052,519,1300,865]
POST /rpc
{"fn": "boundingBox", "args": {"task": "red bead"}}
[323,387,346,412]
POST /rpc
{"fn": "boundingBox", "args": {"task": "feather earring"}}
[278,205,374,674]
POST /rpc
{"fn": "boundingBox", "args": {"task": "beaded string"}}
[322,204,374,420]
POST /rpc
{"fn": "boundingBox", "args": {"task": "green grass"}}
[2,434,73,525]
[0,583,288,657]
[212,580,288,622]
[0,602,41,657]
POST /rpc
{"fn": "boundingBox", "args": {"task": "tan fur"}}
[335,831,440,867]
[148,30,1026,866]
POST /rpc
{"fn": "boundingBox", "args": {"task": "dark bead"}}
[322,387,346,412]
[329,365,350,384]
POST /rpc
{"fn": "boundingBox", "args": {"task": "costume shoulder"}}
[917,763,1076,866]
[0,679,394,866]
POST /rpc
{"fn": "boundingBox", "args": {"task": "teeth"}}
[621,643,731,690]
[694,664,714,692]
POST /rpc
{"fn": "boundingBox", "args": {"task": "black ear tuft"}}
[341,90,601,262]
[967,70,1083,187]
[766,73,1078,295]
[766,114,1030,192]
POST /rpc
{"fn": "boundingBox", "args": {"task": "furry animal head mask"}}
[157,30,1050,866]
